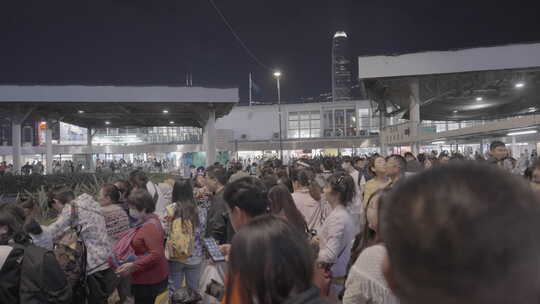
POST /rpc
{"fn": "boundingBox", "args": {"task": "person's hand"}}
[115,263,137,277]
[219,244,231,262]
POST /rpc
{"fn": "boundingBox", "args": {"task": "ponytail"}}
[308,183,322,202]
[297,169,321,201]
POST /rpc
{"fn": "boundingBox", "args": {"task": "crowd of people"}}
[96,158,175,174]
[0,157,177,176]
[1,139,540,304]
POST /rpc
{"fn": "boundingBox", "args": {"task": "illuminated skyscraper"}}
[332,31,352,102]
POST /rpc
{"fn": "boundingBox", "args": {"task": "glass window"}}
[311,111,320,120]
[335,110,345,137]
[358,109,369,124]
[289,112,298,121]
[311,129,320,138]
[311,120,320,128]
[461,121,473,128]
[288,121,299,129]
[447,122,459,131]
[324,110,334,137]
[300,112,310,120]
[346,109,356,136]
[300,129,310,138]
[300,120,310,129]
[288,129,299,138]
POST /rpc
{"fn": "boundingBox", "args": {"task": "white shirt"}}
[318,205,358,278]
[147,181,170,217]
[343,244,399,304]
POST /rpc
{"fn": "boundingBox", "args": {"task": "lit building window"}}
[287,111,321,139]
[323,108,357,137]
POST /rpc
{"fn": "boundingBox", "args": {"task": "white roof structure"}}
[0,85,238,128]
[0,85,239,103]
[358,42,540,79]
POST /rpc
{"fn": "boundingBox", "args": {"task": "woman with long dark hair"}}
[268,185,308,234]
[225,215,329,304]
[162,178,205,295]
[343,188,398,304]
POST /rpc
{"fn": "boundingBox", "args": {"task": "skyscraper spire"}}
[332,31,352,102]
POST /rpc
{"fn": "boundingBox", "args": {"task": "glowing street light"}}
[515,82,525,88]
[163,110,169,114]
[476,97,483,101]
[274,70,283,162]
[105,121,111,125]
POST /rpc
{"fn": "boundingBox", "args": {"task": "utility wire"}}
[207,0,272,71]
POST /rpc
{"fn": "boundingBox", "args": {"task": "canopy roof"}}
[359,42,540,121]
[0,85,238,128]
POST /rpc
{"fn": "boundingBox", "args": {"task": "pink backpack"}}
[108,217,160,269]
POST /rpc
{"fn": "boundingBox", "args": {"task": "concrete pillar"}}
[480,138,485,156]
[409,79,421,155]
[12,120,22,173]
[204,108,216,166]
[86,128,94,172]
[379,109,387,156]
[45,122,53,175]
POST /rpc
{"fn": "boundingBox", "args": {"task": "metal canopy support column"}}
[379,106,387,156]
[12,120,22,173]
[11,107,34,174]
[409,78,421,155]
[45,121,53,175]
[86,128,95,172]
[204,107,216,166]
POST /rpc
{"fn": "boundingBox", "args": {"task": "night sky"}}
[1,0,539,104]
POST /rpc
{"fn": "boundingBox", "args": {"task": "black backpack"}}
[12,243,72,304]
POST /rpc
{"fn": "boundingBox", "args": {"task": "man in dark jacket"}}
[487,140,513,172]
[205,166,235,245]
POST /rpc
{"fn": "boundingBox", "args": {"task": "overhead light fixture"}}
[431,141,446,145]
[273,71,282,78]
[453,110,458,114]
[476,97,483,101]
[163,110,169,114]
[78,110,85,114]
[169,121,174,124]
[515,82,525,88]
[105,121,111,125]
[507,130,537,136]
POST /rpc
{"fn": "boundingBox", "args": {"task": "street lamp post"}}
[274,71,283,163]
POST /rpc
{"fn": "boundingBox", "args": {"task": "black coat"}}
[205,190,235,245]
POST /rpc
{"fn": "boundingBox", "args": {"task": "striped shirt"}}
[101,204,130,243]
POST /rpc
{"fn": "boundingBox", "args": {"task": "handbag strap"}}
[69,202,81,233]
[336,242,348,260]
[307,202,324,231]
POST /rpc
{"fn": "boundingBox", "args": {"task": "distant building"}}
[332,31,353,102]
